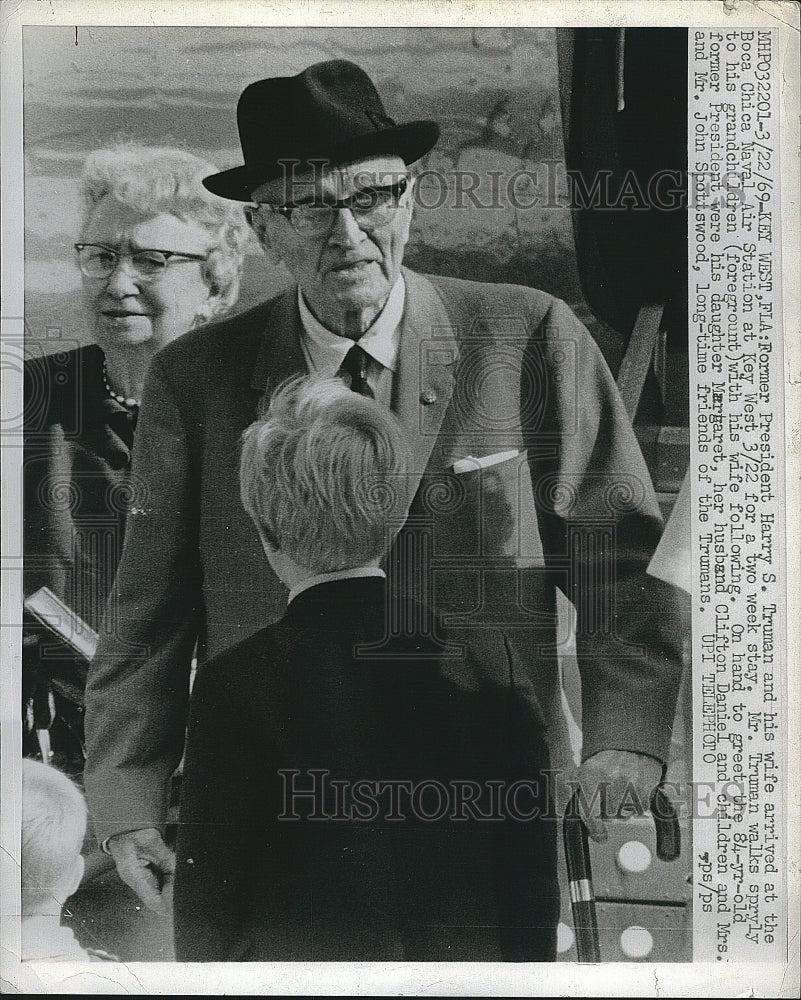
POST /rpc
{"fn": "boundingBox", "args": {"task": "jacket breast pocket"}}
[404,450,551,623]
[417,449,545,563]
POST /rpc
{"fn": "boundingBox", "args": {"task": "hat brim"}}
[203,120,440,202]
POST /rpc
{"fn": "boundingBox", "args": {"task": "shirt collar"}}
[288,566,386,604]
[297,275,405,375]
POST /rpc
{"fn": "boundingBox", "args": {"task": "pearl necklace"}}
[102,360,140,409]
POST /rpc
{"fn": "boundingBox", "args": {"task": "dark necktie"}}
[338,344,375,398]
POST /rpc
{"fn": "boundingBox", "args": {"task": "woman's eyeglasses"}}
[258,177,409,237]
[74,243,208,280]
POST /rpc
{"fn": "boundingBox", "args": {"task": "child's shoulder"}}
[193,621,294,691]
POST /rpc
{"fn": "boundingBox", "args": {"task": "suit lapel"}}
[250,286,308,393]
[393,269,459,480]
[248,273,459,486]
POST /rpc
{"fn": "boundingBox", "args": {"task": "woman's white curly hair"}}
[80,144,251,316]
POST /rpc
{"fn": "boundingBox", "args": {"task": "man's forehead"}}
[252,155,407,204]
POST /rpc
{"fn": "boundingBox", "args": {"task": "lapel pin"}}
[420,388,438,405]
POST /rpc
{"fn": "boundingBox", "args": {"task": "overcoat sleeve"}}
[84,359,203,841]
[526,295,685,764]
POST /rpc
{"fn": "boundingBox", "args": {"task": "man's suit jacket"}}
[173,576,559,962]
[84,269,684,840]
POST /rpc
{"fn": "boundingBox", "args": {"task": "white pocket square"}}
[451,450,520,474]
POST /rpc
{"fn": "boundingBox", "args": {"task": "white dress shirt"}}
[288,566,386,604]
[297,276,405,407]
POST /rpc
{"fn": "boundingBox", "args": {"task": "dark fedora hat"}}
[203,60,440,202]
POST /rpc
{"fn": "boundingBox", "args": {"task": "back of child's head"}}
[21,759,87,914]
[240,376,411,574]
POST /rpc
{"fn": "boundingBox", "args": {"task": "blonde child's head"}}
[240,375,411,576]
[21,759,87,915]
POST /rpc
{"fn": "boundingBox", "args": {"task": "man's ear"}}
[245,205,284,265]
[397,175,416,230]
[397,175,416,241]
[244,204,266,244]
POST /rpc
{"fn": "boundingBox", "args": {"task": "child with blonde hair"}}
[21,759,94,960]
[174,375,557,962]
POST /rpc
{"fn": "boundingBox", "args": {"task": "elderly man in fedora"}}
[84,60,683,940]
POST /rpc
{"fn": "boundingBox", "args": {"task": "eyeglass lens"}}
[75,245,205,278]
[283,179,407,233]
[76,246,168,277]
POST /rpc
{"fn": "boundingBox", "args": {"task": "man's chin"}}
[324,266,384,296]
[326,280,389,312]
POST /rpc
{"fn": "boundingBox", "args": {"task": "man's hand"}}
[106,828,175,915]
[566,750,663,843]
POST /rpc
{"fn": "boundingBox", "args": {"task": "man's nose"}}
[327,207,367,245]
[103,258,140,296]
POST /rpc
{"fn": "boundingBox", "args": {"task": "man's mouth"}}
[102,309,146,318]
[330,260,373,274]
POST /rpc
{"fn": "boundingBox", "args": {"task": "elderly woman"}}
[23,145,248,758]
[22,144,248,960]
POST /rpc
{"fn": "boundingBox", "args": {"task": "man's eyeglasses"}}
[258,177,409,236]
[74,243,209,280]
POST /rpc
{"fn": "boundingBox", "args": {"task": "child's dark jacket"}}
[174,576,558,962]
